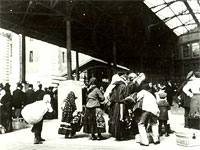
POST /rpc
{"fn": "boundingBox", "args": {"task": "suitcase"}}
[175,128,200,147]
[58,122,71,135]
[187,117,200,130]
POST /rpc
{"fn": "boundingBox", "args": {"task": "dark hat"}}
[5,83,10,87]
[0,83,3,89]
[17,82,23,87]
[186,71,194,80]
[28,84,33,88]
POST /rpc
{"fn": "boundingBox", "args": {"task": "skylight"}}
[144,0,200,36]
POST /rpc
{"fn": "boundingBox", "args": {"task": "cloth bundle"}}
[21,95,52,125]
[21,101,48,125]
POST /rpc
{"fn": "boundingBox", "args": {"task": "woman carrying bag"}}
[83,77,106,140]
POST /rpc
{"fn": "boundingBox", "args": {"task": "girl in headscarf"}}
[61,91,77,138]
[83,77,106,140]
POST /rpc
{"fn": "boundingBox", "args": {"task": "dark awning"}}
[0,0,177,71]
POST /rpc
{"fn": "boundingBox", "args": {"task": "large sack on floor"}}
[21,101,48,125]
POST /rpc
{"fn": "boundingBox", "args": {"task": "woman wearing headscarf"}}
[108,72,129,140]
[61,91,77,138]
[83,77,106,140]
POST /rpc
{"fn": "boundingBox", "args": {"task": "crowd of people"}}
[2,69,199,146]
[59,71,179,146]
[0,82,58,134]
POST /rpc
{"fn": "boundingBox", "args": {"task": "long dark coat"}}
[0,93,12,132]
[109,81,128,139]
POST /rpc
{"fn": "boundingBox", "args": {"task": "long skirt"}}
[109,103,129,139]
[189,94,200,117]
[83,107,106,134]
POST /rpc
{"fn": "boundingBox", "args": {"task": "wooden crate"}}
[176,128,200,147]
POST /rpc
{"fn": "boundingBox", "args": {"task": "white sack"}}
[21,101,48,125]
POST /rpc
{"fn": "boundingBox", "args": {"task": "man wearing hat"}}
[35,84,45,100]
[12,82,26,118]
[183,70,200,119]
[25,84,37,105]
[176,71,193,127]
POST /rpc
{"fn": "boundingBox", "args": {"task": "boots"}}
[34,138,42,144]
[167,124,174,134]
[39,133,45,141]
[97,133,104,140]
[91,134,97,140]
[34,131,43,144]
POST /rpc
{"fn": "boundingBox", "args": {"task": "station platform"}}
[0,103,199,150]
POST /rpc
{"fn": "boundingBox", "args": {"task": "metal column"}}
[66,1,73,80]
[21,34,26,84]
[76,51,80,81]
[66,19,72,80]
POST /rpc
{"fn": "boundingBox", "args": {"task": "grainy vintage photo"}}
[0,0,200,150]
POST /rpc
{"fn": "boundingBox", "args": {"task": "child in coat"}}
[156,91,170,136]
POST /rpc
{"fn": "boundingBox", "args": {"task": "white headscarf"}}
[42,94,53,112]
[104,74,126,100]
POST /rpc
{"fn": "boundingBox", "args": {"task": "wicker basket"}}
[12,118,27,130]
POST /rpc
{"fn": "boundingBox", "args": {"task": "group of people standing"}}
[0,82,58,134]
[60,71,177,146]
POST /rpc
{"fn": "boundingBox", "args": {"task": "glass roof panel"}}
[156,7,174,20]
[166,17,183,29]
[152,5,167,13]
[174,26,188,36]
[188,1,200,12]
[169,1,187,15]
[144,0,200,36]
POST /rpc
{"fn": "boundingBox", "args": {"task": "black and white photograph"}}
[0,0,200,149]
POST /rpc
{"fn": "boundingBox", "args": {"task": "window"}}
[62,52,65,63]
[183,63,190,74]
[182,44,190,58]
[192,42,200,57]
[29,51,33,62]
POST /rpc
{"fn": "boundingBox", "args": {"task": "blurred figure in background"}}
[0,85,13,133]
[25,84,37,105]
[35,84,45,100]
[12,82,26,118]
